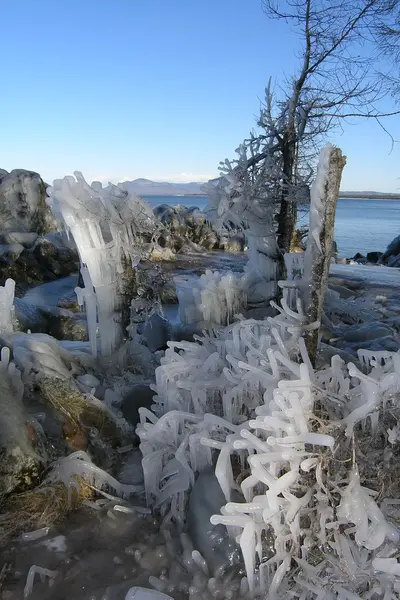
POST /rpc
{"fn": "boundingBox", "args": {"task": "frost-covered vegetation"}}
[47,173,157,356]
[1,2,400,597]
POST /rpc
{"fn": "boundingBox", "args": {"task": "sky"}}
[1,0,400,192]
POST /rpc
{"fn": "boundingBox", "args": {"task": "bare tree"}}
[243,0,399,253]
[374,1,400,96]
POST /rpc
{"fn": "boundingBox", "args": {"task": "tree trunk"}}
[277,199,297,253]
[277,136,297,253]
[303,146,346,366]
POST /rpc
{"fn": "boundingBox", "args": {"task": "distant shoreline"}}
[143,192,400,199]
[339,192,400,200]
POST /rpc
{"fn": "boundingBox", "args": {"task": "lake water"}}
[143,195,400,258]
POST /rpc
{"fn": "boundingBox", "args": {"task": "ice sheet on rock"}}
[10,333,79,380]
[22,275,79,308]
[331,263,400,288]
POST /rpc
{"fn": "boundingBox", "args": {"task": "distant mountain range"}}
[122,178,205,196]
[121,178,400,199]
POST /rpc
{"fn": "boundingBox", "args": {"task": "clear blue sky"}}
[1,0,399,191]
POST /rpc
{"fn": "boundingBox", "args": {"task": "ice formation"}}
[47,173,157,356]
[204,145,280,307]
[44,451,142,505]
[175,270,246,326]
[137,146,400,598]
[139,282,400,597]
[0,278,16,333]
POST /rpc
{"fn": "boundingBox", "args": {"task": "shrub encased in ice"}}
[175,270,246,326]
[47,173,157,356]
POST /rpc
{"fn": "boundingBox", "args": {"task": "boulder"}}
[120,384,155,427]
[0,232,79,290]
[381,234,400,267]
[0,169,56,234]
[367,251,383,263]
[153,204,242,253]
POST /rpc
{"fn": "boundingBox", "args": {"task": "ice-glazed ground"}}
[1,260,399,600]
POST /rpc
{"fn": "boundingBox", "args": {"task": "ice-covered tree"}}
[206,0,399,298]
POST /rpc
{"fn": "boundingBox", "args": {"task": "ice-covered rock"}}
[0,169,56,234]
[0,233,79,290]
[153,204,239,253]
[0,347,42,496]
[367,251,383,263]
[381,234,400,267]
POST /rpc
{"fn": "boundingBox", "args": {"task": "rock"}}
[150,245,176,262]
[318,343,359,366]
[0,233,79,290]
[328,284,356,299]
[0,355,42,496]
[0,242,24,263]
[342,323,392,343]
[381,234,400,267]
[32,234,79,277]
[188,468,244,578]
[1,232,39,248]
[367,251,383,263]
[37,306,88,341]
[0,169,56,234]
[352,252,365,261]
[153,204,242,253]
[121,384,155,427]
[220,233,245,253]
[14,298,48,332]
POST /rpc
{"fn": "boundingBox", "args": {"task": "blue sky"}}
[1,0,399,191]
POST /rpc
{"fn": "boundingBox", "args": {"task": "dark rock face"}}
[366,251,383,263]
[0,169,56,235]
[153,204,240,253]
[0,232,80,292]
[121,384,155,427]
[381,234,400,268]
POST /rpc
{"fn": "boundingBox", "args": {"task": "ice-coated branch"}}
[204,145,281,308]
[303,145,346,364]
